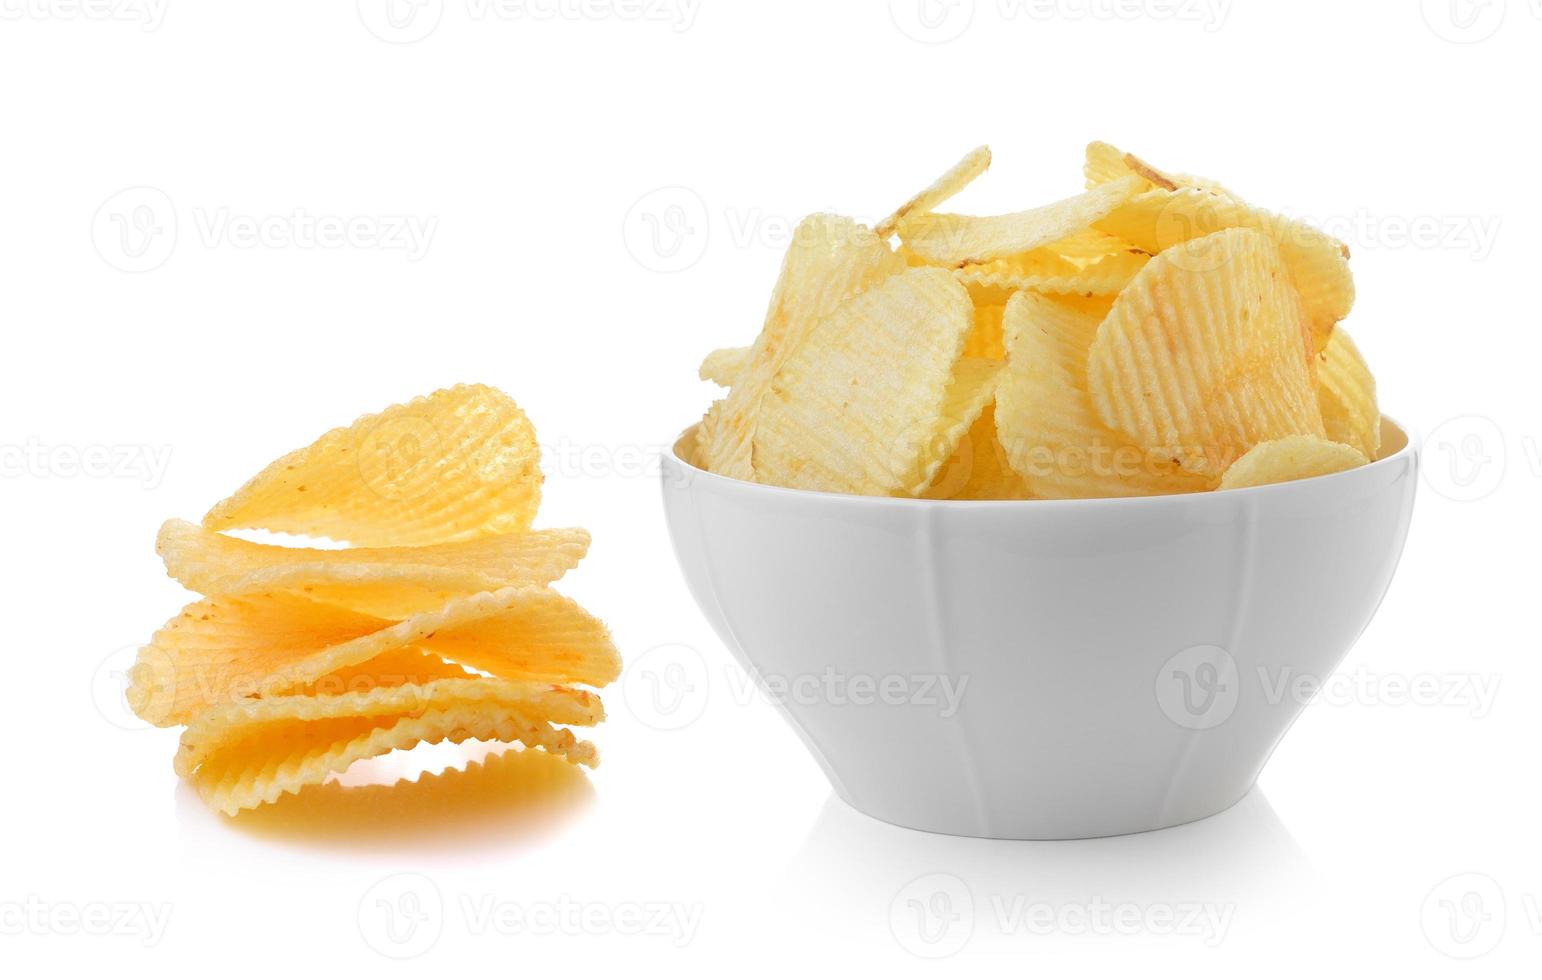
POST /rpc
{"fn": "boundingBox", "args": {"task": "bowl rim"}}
[663,415,1419,508]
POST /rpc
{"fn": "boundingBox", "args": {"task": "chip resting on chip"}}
[749,267,977,496]
[1219,436,1369,489]
[125,384,619,816]
[687,141,1377,499]
[203,383,542,547]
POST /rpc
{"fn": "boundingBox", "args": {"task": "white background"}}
[2,0,1537,975]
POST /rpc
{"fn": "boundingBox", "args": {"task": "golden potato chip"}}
[203,384,542,547]
[922,404,1031,500]
[284,647,479,698]
[955,248,1148,295]
[184,701,599,815]
[175,676,602,779]
[698,346,751,388]
[876,145,992,239]
[909,357,1005,498]
[700,214,906,480]
[897,175,1143,265]
[1083,141,1177,192]
[996,291,1212,499]
[128,586,619,727]
[964,304,1006,360]
[157,519,589,617]
[751,267,976,496]
[1085,141,1238,198]
[1317,327,1381,459]
[1039,227,1139,261]
[1218,436,1369,489]
[687,402,717,470]
[1095,187,1353,346]
[1087,227,1324,479]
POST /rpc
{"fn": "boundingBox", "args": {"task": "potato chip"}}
[284,647,479,698]
[1219,436,1369,489]
[1084,141,1177,192]
[699,214,907,480]
[157,519,589,617]
[175,676,601,779]
[751,267,976,496]
[996,291,1213,499]
[184,700,599,815]
[1088,227,1324,479]
[955,248,1148,295]
[698,346,751,388]
[1095,187,1353,345]
[127,585,619,727]
[1038,227,1140,261]
[203,384,542,547]
[1085,141,1238,198]
[964,304,1006,360]
[1317,327,1381,459]
[910,357,1005,498]
[922,404,1031,500]
[876,145,992,239]
[897,175,1144,265]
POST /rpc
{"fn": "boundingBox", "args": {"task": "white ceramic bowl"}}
[661,420,1418,839]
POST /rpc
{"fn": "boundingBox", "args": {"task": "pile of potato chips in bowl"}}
[663,143,1418,838]
[688,142,1384,498]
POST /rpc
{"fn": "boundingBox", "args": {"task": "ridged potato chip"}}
[1095,187,1353,345]
[955,248,1148,295]
[964,304,1006,360]
[1088,227,1324,479]
[203,384,542,547]
[997,291,1212,498]
[700,214,906,480]
[175,677,601,779]
[128,585,619,727]
[1317,327,1381,459]
[910,357,1005,499]
[1219,435,1369,489]
[698,346,751,388]
[876,145,992,239]
[751,267,976,496]
[897,175,1143,265]
[184,700,599,815]
[285,647,479,698]
[1084,141,1177,192]
[922,404,1031,500]
[157,519,589,618]
[1084,141,1237,199]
